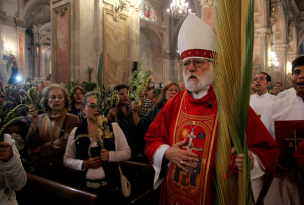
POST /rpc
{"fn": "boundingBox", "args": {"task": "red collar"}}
[186,86,217,106]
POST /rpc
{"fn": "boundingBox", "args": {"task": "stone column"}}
[254,28,270,76]
[16,26,27,79]
[51,3,71,84]
[32,25,41,80]
[39,43,44,80]
[32,43,40,81]
[200,0,215,29]
[272,44,288,87]
[129,9,140,77]
[286,53,297,86]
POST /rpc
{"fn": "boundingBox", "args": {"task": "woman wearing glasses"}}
[69,86,85,118]
[64,92,130,203]
[26,84,79,182]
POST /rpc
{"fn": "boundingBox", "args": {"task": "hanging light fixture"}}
[270,51,279,67]
[287,62,292,74]
[167,0,191,19]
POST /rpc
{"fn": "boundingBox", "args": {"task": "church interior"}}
[0,0,303,88]
[0,1,304,205]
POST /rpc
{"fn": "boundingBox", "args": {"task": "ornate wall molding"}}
[254,27,269,37]
[272,43,289,51]
[32,24,42,44]
[14,17,24,27]
[16,26,27,33]
[103,7,130,87]
[254,13,262,25]
[270,0,282,26]
[200,0,215,7]
[288,20,294,43]
[104,0,140,17]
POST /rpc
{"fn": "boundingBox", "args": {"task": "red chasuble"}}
[145,87,279,205]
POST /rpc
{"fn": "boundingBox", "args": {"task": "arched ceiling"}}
[24,0,50,30]
[140,27,163,54]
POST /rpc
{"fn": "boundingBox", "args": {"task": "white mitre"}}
[178,12,216,61]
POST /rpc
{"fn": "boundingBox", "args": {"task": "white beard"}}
[183,65,213,94]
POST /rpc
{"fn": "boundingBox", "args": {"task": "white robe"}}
[276,87,296,99]
[0,134,27,205]
[250,92,276,119]
[261,93,304,205]
[261,94,304,138]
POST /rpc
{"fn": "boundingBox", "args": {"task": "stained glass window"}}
[139,1,159,24]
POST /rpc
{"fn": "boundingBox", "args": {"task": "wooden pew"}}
[17,161,158,205]
[17,173,98,205]
[120,161,160,205]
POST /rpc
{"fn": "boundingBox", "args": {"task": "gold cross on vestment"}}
[286,130,304,150]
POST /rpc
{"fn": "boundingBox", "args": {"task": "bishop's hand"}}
[231,147,254,171]
[164,139,199,172]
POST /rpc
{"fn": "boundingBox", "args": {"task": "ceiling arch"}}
[140,25,163,54]
[24,0,50,30]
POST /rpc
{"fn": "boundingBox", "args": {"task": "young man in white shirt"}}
[261,56,304,205]
[250,72,276,118]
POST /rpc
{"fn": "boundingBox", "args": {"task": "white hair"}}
[183,63,213,93]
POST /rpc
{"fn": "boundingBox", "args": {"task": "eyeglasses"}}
[73,92,83,96]
[182,59,210,70]
[88,104,98,109]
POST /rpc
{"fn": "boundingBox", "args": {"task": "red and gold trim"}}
[181,49,216,61]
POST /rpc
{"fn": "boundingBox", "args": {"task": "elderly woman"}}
[69,86,85,118]
[131,82,181,162]
[64,92,130,203]
[26,84,79,181]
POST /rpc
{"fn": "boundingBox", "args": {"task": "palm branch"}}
[128,53,149,105]
[0,103,29,141]
[212,0,255,204]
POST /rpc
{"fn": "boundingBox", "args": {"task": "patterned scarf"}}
[41,108,67,142]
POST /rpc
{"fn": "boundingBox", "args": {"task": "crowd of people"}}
[250,57,304,204]
[250,79,289,96]
[0,12,303,205]
[0,61,184,203]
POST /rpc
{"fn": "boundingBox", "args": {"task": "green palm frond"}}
[128,53,151,106]
[213,0,254,204]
